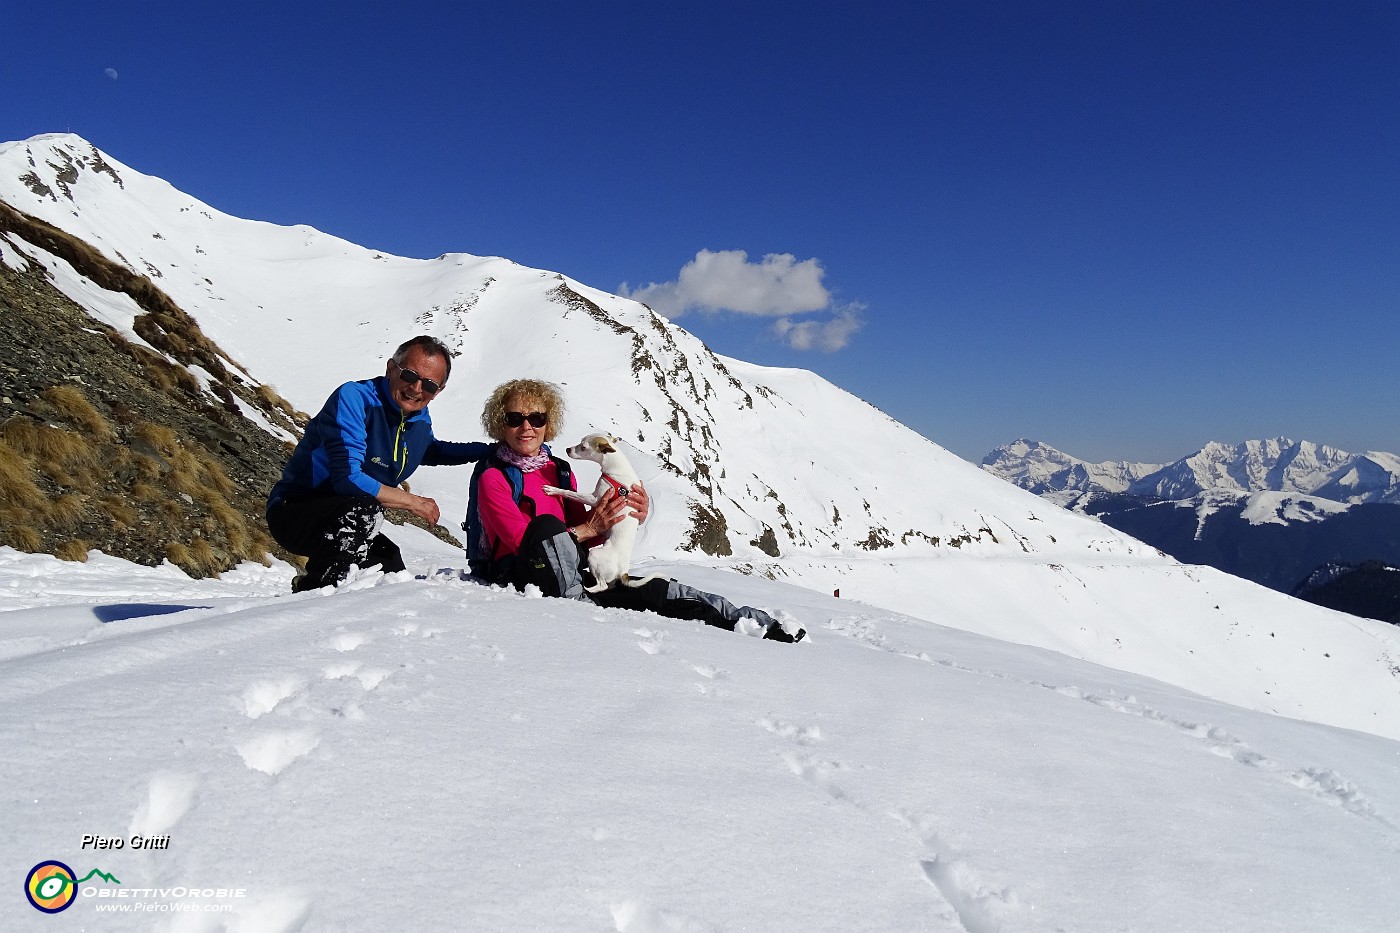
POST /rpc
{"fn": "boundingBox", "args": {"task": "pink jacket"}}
[476,462,589,560]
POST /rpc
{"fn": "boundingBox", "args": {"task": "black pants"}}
[505,515,776,633]
[267,495,405,591]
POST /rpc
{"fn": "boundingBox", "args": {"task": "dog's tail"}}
[620,573,665,588]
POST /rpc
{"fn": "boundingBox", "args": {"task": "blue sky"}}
[7,1,1397,463]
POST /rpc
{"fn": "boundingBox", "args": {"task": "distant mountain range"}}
[984,439,1400,621]
[984,438,1400,505]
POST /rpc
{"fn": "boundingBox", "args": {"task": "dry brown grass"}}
[54,539,90,562]
[189,538,218,573]
[2,418,86,462]
[99,496,139,531]
[255,384,307,424]
[165,538,224,577]
[165,541,193,572]
[0,439,48,514]
[0,418,102,490]
[131,422,179,456]
[196,455,237,499]
[5,525,44,552]
[41,384,116,441]
[48,493,88,527]
[130,481,162,503]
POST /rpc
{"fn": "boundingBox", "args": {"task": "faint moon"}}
[105,68,119,80]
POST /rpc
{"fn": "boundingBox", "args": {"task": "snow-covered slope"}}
[3,541,1400,932]
[5,133,1400,745]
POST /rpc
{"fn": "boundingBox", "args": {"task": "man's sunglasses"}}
[395,363,442,395]
[503,411,548,428]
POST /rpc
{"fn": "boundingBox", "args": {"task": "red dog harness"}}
[600,474,630,498]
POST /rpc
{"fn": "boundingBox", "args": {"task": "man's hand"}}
[406,494,441,525]
[377,484,440,525]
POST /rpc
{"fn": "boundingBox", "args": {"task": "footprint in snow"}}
[1041,685,1400,831]
[240,677,306,719]
[322,660,362,680]
[611,899,718,933]
[901,814,1018,933]
[757,717,823,744]
[236,730,320,775]
[634,627,666,656]
[227,891,313,933]
[323,660,393,691]
[128,771,198,838]
[329,630,371,652]
[781,751,849,802]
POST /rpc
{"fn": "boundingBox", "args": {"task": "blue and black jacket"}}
[267,376,489,513]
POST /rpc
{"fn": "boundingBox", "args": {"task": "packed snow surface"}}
[4,537,1400,932]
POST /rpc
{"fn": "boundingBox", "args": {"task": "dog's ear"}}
[596,436,616,454]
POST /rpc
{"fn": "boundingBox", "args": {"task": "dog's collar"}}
[601,474,630,498]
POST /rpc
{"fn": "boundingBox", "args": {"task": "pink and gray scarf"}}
[495,443,552,473]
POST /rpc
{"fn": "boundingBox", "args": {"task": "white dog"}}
[542,433,661,593]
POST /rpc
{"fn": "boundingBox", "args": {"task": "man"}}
[267,335,491,591]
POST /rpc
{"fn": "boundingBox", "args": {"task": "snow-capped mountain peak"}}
[981,439,1163,498]
[1128,437,1398,503]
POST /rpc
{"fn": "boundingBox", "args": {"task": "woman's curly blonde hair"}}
[480,379,565,442]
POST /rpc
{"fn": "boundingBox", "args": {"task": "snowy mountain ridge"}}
[4,133,1400,746]
[980,438,1163,501]
[1135,437,1400,504]
[986,437,1400,507]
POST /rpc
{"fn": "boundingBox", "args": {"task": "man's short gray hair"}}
[393,335,454,383]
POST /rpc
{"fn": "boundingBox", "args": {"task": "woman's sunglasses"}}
[503,411,548,428]
[395,363,442,395]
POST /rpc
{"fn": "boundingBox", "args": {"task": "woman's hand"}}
[573,483,649,540]
[574,488,627,540]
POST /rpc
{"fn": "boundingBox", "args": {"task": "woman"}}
[464,379,805,642]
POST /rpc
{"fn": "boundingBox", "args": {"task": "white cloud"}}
[771,306,865,353]
[621,249,866,352]
[620,249,830,319]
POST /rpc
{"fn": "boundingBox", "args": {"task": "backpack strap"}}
[464,455,523,577]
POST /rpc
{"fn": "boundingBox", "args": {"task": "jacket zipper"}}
[394,413,409,482]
